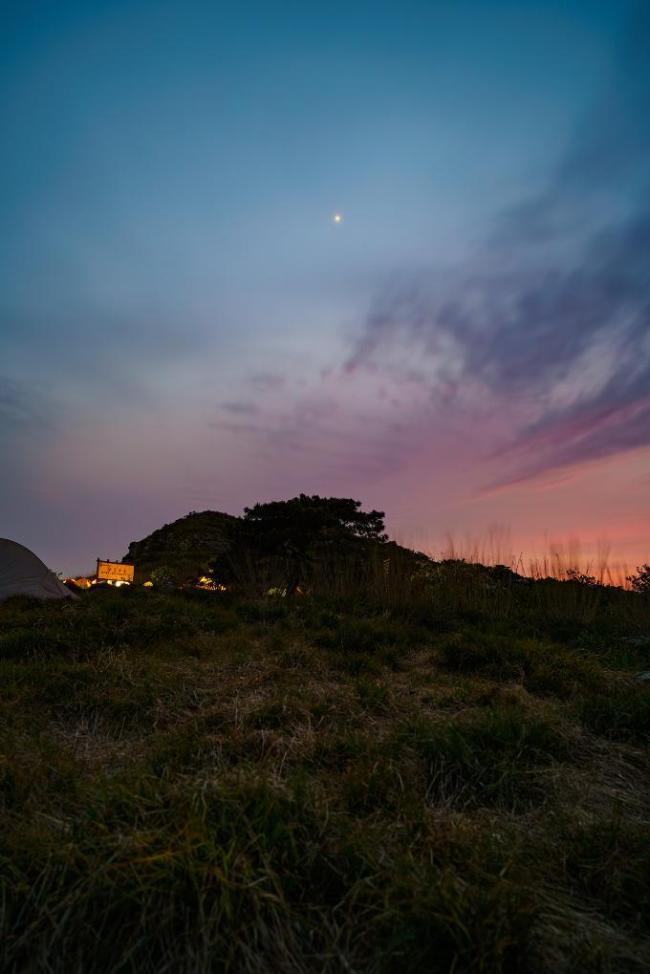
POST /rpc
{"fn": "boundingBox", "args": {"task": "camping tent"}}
[0,539,76,601]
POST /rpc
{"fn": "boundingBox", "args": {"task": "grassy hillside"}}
[1,574,649,972]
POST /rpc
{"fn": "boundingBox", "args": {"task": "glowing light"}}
[333,212,343,223]
[195,576,228,591]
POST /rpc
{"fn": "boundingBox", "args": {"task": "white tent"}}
[0,539,76,601]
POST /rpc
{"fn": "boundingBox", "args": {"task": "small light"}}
[333,212,343,223]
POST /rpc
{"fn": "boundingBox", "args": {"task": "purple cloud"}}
[219,401,261,415]
[343,5,650,488]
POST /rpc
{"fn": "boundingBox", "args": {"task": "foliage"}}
[150,564,181,588]
[627,563,650,595]
[125,510,236,584]
[565,568,600,586]
[231,494,388,593]
[243,493,386,542]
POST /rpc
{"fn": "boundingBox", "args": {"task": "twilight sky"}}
[2,0,649,576]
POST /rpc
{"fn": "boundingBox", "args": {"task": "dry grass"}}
[0,579,649,972]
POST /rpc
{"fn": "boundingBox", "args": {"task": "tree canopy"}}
[236,495,387,593]
[243,494,386,543]
[627,564,650,595]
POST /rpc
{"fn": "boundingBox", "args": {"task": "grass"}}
[0,580,649,972]
[437,631,603,698]
[577,684,650,743]
[399,707,570,811]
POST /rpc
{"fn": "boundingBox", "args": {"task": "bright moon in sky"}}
[333,212,343,223]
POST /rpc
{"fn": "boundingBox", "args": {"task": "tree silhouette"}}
[627,564,650,594]
[238,494,386,593]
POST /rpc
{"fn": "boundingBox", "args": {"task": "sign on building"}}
[96,559,135,583]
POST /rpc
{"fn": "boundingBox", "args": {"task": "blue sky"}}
[1,0,648,575]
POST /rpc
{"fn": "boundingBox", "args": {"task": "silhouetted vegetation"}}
[2,501,649,971]
[125,497,417,592]
[627,563,650,595]
[231,494,388,594]
[125,509,236,584]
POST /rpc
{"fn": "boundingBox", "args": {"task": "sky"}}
[1,0,649,577]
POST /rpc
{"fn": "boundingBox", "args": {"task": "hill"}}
[0,570,649,971]
[121,498,427,591]
[124,509,237,584]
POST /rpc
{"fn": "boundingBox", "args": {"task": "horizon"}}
[2,0,649,576]
[40,499,643,589]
